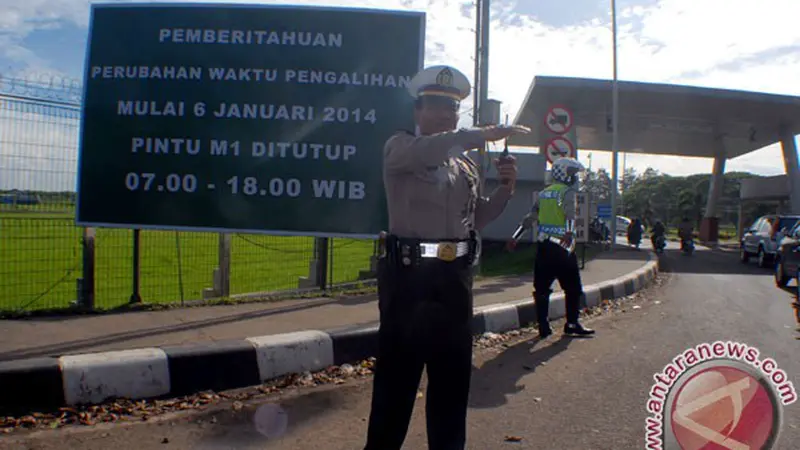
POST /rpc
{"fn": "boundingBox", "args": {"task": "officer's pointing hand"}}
[480,125,530,142]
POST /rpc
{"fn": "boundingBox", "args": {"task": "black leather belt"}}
[380,234,476,266]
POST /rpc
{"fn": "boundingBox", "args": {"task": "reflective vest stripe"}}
[538,224,567,235]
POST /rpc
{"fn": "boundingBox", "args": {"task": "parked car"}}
[616,216,631,236]
[740,214,800,268]
[774,222,800,287]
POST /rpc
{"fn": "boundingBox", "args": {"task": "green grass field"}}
[1,208,374,312]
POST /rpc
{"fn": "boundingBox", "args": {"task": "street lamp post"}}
[609,0,620,249]
[473,0,482,127]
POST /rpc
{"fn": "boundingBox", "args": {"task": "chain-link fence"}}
[0,74,376,313]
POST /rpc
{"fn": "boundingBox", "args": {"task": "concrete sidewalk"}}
[0,247,650,362]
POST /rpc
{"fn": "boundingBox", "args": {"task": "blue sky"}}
[2,0,800,191]
[16,21,86,77]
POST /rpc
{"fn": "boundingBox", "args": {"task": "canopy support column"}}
[780,125,800,214]
[700,138,726,243]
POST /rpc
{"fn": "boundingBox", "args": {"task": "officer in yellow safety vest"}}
[507,157,595,339]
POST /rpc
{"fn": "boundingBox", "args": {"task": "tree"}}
[615,168,769,228]
[583,168,612,203]
[622,167,638,193]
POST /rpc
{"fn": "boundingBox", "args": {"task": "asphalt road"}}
[4,243,800,450]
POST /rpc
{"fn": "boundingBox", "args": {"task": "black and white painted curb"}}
[0,254,659,410]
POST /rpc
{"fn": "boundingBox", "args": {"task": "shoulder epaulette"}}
[459,154,479,169]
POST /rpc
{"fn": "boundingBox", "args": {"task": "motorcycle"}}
[653,235,666,254]
[589,217,610,244]
[681,238,695,255]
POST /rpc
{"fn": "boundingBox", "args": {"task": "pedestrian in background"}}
[507,157,595,339]
[363,65,529,450]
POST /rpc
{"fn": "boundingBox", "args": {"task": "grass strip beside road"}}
[1,211,373,312]
[478,242,602,278]
[1,207,605,316]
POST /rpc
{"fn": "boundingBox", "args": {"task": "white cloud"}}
[1,0,799,190]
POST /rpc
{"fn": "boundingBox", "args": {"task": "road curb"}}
[0,252,660,410]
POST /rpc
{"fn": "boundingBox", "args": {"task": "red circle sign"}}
[544,105,573,134]
[669,365,777,450]
[544,136,575,164]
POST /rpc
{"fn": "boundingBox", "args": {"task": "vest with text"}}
[538,183,568,237]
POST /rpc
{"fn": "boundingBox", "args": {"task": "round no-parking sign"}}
[544,136,575,164]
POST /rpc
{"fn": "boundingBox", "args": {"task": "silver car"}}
[774,222,800,287]
[740,214,800,268]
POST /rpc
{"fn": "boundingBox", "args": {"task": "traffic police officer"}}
[508,157,595,339]
[363,65,530,450]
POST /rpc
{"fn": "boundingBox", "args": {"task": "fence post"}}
[217,233,231,297]
[297,237,329,290]
[78,227,96,309]
[129,229,142,304]
[317,237,330,290]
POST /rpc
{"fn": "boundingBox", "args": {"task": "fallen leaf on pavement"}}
[504,435,523,442]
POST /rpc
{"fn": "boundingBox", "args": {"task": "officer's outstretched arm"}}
[383,129,486,174]
[474,187,513,230]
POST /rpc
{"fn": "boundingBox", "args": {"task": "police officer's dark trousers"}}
[533,239,584,325]
[364,240,474,450]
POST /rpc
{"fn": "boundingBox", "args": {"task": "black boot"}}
[538,322,553,339]
[564,322,595,336]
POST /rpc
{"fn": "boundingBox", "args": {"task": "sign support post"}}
[575,192,590,269]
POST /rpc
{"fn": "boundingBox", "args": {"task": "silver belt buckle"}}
[420,241,468,261]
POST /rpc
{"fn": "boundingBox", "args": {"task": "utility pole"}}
[473,0,482,127]
[473,0,492,193]
[479,0,490,120]
[609,0,620,249]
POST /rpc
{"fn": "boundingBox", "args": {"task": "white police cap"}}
[406,65,471,101]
